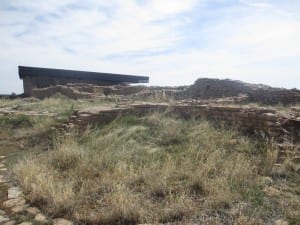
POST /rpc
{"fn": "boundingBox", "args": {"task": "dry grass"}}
[2,94,115,113]
[14,113,286,224]
[0,98,24,108]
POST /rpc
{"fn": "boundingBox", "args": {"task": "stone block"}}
[263,113,278,121]
[8,187,23,199]
[3,197,26,208]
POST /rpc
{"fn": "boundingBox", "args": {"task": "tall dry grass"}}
[14,113,278,224]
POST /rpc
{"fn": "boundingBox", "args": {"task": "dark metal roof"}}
[18,66,149,83]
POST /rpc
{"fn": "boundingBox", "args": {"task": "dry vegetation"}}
[0,95,299,225]
[13,112,299,225]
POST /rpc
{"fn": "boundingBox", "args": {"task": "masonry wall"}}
[69,103,300,144]
[22,75,117,96]
[64,103,299,163]
[177,78,300,105]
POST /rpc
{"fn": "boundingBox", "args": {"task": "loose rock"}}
[275,219,289,225]
[3,197,26,208]
[0,209,6,215]
[25,207,40,216]
[263,186,280,197]
[10,204,28,214]
[0,215,9,223]
[35,213,47,223]
[53,218,73,225]
[18,222,32,225]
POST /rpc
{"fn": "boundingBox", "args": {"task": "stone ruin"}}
[56,102,300,165]
[181,78,300,105]
[14,77,300,164]
[30,78,300,105]
[0,67,293,225]
[31,83,148,99]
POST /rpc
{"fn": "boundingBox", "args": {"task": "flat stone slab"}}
[0,168,8,172]
[18,222,32,225]
[8,187,23,199]
[3,197,26,208]
[10,204,28,214]
[53,218,73,225]
[25,207,40,216]
[0,156,7,160]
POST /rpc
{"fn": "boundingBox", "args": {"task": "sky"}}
[0,0,300,94]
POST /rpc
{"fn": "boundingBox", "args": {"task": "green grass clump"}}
[0,114,32,128]
[14,113,280,224]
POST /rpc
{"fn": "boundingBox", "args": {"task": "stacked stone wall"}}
[63,103,299,163]
[30,83,148,99]
[31,85,94,99]
[177,78,300,105]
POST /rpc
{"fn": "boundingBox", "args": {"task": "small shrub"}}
[242,185,265,207]
[50,141,85,171]
[189,180,206,196]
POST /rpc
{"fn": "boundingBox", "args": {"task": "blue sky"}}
[0,0,300,94]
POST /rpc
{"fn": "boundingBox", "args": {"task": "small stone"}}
[53,218,73,225]
[0,156,7,159]
[0,209,6,215]
[35,213,47,223]
[18,222,32,225]
[25,207,40,215]
[0,163,5,168]
[10,204,28,214]
[0,215,9,223]
[3,197,26,208]
[3,220,16,225]
[275,219,289,225]
[0,168,8,171]
[8,187,23,199]
[263,186,280,197]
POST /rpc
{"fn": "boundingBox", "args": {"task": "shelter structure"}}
[18,66,149,96]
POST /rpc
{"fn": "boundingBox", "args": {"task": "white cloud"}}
[239,0,271,8]
[0,0,300,94]
[149,0,198,15]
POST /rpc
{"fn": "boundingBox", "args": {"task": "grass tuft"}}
[0,114,32,128]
